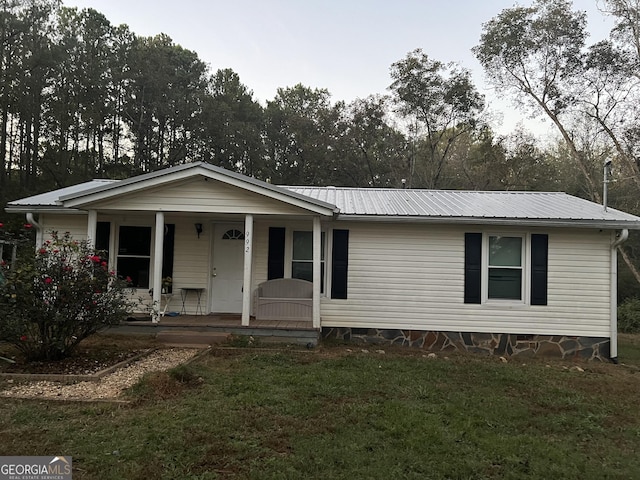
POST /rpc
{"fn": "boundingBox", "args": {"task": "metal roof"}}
[285,187,640,228]
[6,180,117,210]
[6,173,640,229]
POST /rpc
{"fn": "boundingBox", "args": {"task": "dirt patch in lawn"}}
[0,334,159,376]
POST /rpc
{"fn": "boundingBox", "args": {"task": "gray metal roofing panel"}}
[285,187,640,224]
[7,180,117,207]
[7,176,640,227]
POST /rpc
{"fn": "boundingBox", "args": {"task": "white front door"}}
[210,224,245,313]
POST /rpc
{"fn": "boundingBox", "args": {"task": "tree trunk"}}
[534,95,600,201]
[619,244,640,286]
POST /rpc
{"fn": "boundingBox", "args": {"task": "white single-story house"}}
[6,162,640,360]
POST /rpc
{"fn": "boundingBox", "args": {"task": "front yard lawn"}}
[1,337,639,479]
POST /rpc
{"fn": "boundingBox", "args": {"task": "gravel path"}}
[0,348,201,401]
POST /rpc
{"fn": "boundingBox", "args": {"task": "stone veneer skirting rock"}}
[321,328,611,361]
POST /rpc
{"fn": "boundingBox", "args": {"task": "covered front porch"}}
[21,163,340,330]
[83,212,327,327]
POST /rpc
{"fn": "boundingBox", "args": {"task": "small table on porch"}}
[180,287,204,316]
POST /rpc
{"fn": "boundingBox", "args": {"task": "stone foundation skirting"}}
[321,327,611,361]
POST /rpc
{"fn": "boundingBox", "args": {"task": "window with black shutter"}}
[464,233,482,304]
[331,229,349,299]
[267,227,286,280]
[530,234,548,305]
[464,232,549,306]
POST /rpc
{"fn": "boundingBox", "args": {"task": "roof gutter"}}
[610,228,629,363]
[5,206,85,214]
[335,214,640,230]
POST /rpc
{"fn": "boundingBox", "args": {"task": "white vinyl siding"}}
[40,214,89,242]
[252,221,270,287]
[162,217,211,315]
[35,212,614,334]
[320,223,612,338]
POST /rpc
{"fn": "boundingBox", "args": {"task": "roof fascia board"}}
[336,214,640,230]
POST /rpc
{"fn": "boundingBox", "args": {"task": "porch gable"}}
[76,176,326,216]
[59,162,338,217]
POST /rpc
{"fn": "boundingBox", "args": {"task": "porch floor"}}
[157,314,315,330]
[109,313,319,346]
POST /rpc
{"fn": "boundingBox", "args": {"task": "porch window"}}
[117,226,151,288]
[95,222,111,266]
[488,235,523,300]
[0,240,17,268]
[95,221,110,254]
[292,231,325,292]
[0,240,17,284]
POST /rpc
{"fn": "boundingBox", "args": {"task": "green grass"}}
[2,338,640,480]
[618,333,640,364]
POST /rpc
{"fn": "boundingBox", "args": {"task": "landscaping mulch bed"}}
[0,334,159,376]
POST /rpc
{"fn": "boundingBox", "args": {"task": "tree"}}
[580,1,640,194]
[474,0,600,199]
[124,34,209,172]
[263,84,343,185]
[0,0,28,192]
[389,48,485,188]
[197,68,264,176]
[475,0,640,287]
[333,95,407,187]
[43,7,126,186]
[602,0,640,72]
[9,0,59,191]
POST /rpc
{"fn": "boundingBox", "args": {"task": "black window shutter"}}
[162,224,175,281]
[464,233,482,304]
[267,227,286,280]
[530,234,548,305]
[331,229,349,299]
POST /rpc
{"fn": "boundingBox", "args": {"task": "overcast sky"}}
[62,0,615,137]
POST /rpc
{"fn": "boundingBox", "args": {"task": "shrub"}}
[0,232,133,361]
[618,297,640,333]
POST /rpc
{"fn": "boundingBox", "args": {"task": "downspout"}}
[610,229,629,364]
[26,213,43,249]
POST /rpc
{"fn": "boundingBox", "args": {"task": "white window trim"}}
[284,227,328,296]
[481,232,531,305]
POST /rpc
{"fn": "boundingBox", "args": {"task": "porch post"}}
[152,212,165,323]
[312,216,321,329]
[86,210,97,249]
[242,214,254,326]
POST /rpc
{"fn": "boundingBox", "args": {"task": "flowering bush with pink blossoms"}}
[0,232,133,361]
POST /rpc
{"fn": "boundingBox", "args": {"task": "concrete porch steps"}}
[156,331,230,347]
[108,315,321,346]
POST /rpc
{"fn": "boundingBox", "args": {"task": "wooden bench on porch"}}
[254,278,313,322]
